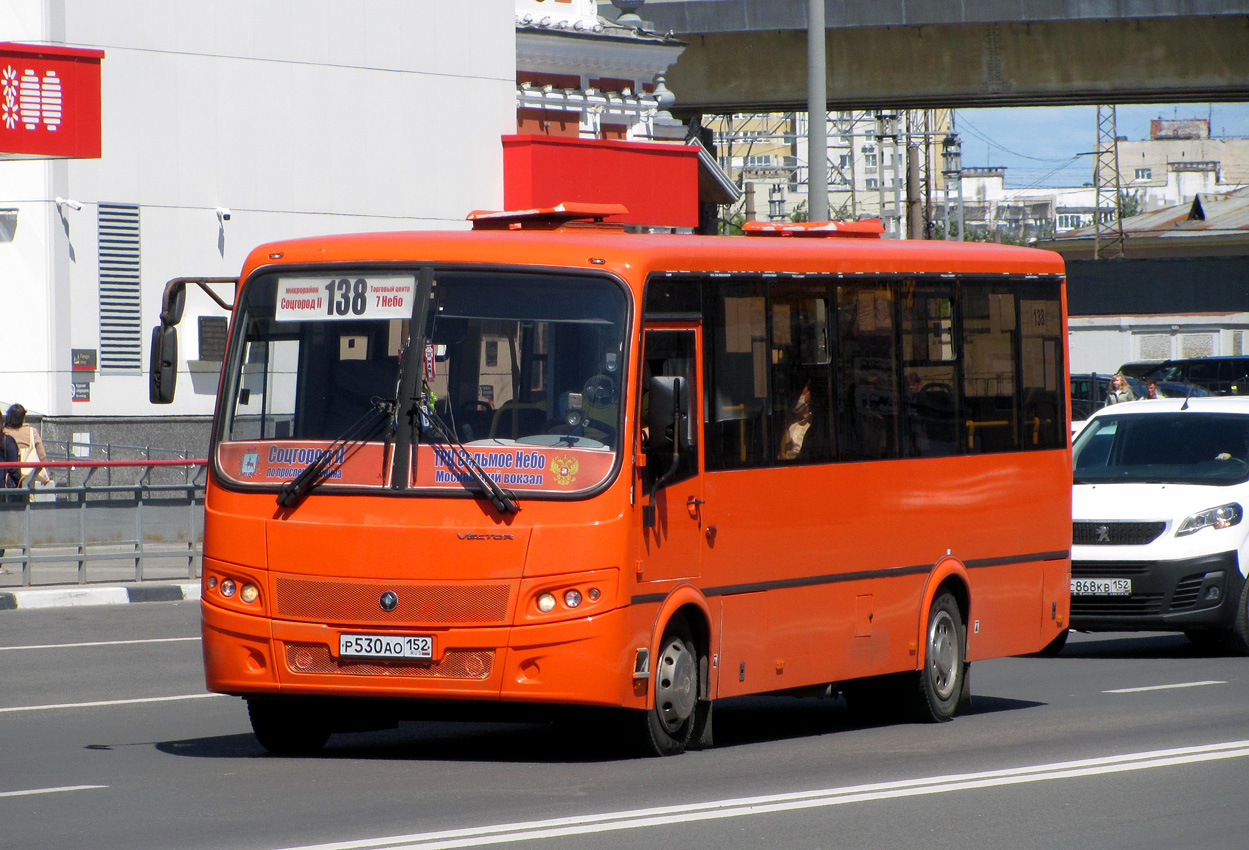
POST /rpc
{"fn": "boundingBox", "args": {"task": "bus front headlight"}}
[1176,503,1242,536]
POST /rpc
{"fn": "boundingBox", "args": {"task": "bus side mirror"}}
[647,376,680,453]
[160,280,187,325]
[149,324,178,404]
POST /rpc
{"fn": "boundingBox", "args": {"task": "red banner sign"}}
[216,441,616,494]
[0,43,103,160]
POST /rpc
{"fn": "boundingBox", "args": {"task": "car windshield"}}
[1073,412,1249,485]
[215,267,629,496]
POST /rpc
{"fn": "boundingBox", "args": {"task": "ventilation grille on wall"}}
[98,203,142,371]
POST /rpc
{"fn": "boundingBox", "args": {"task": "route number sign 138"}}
[274,275,416,322]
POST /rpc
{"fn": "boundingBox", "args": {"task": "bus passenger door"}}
[638,326,703,582]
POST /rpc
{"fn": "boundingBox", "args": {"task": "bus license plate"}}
[339,633,433,660]
[1070,578,1132,596]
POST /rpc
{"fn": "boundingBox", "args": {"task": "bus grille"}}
[284,644,494,679]
[1073,521,1167,546]
[274,575,511,627]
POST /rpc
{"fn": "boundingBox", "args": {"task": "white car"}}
[1071,396,1249,652]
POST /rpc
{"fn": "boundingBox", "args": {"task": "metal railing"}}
[1,456,207,587]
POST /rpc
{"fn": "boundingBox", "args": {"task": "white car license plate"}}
[1070,578,1132,596]
[339,633,433,660]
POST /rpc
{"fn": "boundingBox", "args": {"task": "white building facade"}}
[1,1,516,448]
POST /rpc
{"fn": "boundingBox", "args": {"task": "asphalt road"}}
[3,601,1247,850]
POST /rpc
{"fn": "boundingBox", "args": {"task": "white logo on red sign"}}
[2,65,62,132]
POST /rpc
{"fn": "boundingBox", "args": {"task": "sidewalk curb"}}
[0,582,201,612]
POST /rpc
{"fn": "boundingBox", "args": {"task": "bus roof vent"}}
[468,203,629,231]
[741,219,885,238]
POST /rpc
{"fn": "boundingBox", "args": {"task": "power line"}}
[957,116,1078,163]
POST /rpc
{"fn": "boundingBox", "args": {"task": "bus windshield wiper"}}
[276,398,394,509]
[419,399,520,514]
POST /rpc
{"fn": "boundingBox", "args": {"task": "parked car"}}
[1138,356,1249,396]
[1070,397,1249,652]
[1118,360,1163,381]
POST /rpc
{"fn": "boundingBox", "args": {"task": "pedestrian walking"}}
[0,425,18,570]
[1104,373,1136,406]
[3,403,50,486]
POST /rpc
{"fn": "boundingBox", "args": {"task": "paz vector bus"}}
[150,205,1072,756]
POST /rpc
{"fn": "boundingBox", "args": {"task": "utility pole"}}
[806,0,828,222]
[1093,104,1126,260]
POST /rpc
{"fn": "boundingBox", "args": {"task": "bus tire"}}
[640,619,698,756]
[908,592,966,723]
[247,697,330,755]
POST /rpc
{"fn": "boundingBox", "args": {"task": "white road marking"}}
[0,693,224,714]
[1104,680,1228,694]
[0,785,107,799]
[0,636,200,652]
[272,740,1249,850]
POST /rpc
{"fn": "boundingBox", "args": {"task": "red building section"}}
[0,42,103,160]
[503,134,700,229]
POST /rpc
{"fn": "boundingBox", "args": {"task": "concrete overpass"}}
[628,0,1249,115]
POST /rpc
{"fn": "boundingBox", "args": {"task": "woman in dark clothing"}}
[1,428,18,569]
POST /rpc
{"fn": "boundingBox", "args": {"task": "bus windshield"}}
[215,268,629,496]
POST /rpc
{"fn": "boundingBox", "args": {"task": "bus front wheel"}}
[640,620,698,756]
[247,697,330,755]
[909,592,966,722]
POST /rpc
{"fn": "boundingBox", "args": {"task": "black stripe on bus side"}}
[628,549,1070,605]
[964,550,1070,568]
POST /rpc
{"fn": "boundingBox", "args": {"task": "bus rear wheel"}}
[908,592,966,723]
[247,697,330,755]
[639,620,698,756]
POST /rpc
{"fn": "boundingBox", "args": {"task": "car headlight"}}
[1176,503,1242,536]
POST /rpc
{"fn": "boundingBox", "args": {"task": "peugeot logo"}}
[379,591,398,612]
[1095,525,1111,544]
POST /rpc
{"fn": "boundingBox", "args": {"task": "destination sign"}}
[274,275,415,322]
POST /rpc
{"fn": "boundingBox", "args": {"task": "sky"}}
[954,102,1249,190]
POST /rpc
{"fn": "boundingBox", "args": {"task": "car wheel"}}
[1226,578,1249,656]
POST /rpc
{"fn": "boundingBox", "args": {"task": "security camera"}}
[56,197,82,211]
[217,207,231,222]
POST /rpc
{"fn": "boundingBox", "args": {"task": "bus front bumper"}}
[201,599,643,709]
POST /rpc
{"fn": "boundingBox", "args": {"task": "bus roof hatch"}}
[468,203,629,231]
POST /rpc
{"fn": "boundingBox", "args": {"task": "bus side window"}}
[770,285,833,464]
[901,282,958,458]
[961,286,1019,454]
[707,283,769,469]
[836,282,900,461]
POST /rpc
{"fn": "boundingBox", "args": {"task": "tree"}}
[1119,190,1142,220]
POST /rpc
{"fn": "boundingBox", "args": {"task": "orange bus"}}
[151,206,1071,756]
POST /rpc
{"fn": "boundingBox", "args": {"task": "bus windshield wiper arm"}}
[276,398,394,509]
[420,402,520,514]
